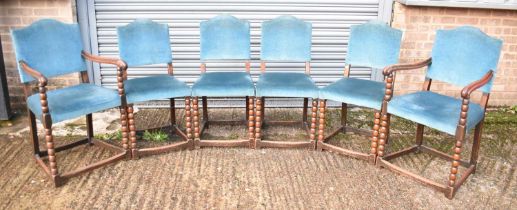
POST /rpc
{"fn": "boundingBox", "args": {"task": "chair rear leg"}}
[170,98,176,126]
[28,110,40,155]
[193,97,201,148]
[341,103,348,132]
[470,122,483,173]
[302,98,308,127]
[127,105,138,158]
[254,97,263,149]
[416,124,424,147]
[202,96,208,129]
[86,113,93,145]
[316,99,325,150]
[248,97,255,148]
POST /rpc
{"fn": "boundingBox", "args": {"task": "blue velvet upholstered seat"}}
[192,72,254,97]
[27,84,120,123]
[388,91,484,135]
[117,19,190,102]
[256,72,318,98]
[319,21,402,109]
[125,76,190,103]
[388,26,502,134]
[319,78,385,110]
[256,15,317,98]
[192,15,254,97]
[11,19,122,123]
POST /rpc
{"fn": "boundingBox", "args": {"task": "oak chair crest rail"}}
[254,15,318,149]
[317,20,403,163]
[116,19,193,159]
[191,14,255,148]
[375,26,502,199]
[11,19,130,187]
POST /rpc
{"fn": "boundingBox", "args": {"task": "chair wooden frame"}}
[20,51,130,187]
[375,57,493,199]
[254,62,317,149]
[192,61,255,148]
[316,64,380,163]
[122,62,193,159]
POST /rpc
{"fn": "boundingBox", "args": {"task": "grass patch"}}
[94,131,122,141]
[142,130,169,142]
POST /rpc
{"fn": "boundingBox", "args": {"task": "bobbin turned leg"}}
[127,105,138,159]
[316,99,325,151]
[119,107,129,153]
[254,97,263,149]
[369,111,381,162]
[446,98,469,199]
[193,97,201,149]
[376,112,390,159]
[185,97,194,149]
[248,97,255,148]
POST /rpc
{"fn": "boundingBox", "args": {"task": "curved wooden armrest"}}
[383,58,432,76]
[81,51,127,69]
[461,70,494,99]
[19,61,48,86]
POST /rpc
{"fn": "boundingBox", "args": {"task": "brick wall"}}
[391,2,517,106]
[0,0,77,112]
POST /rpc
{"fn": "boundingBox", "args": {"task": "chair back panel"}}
[117,19,172,67]
[261,15,311,62]
[11,19,86,83]
[200,15,250,60]
[427,26,502,93]
[346,20,402,69]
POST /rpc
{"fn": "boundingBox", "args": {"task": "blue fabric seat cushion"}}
[125,75,191,103]
[319,78,385,110]
[388,91,485,135]
[27,84,121,123]
[192,72,254,97]
[256,72,319,98]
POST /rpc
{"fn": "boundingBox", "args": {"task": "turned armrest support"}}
[19,61,51,121]
[81,51,128,102]
[383,58,432,76]
[461,70,494,99]
[19,61,47,87]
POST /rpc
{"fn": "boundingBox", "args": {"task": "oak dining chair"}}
[254,15,318,149]
[11,19,129,186]
[117,19,193,158]
[191,15,255,148]
[376,26,502,199]
[317,21,402,163]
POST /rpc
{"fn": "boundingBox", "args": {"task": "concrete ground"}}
[0,107,515,209]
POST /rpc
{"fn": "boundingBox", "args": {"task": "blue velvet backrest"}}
[427,26,502,93]
[261,15,312,62]
[346,20,402,69]
[117,19,172,67]
[11,19,86,83]
[200,15,250,60]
